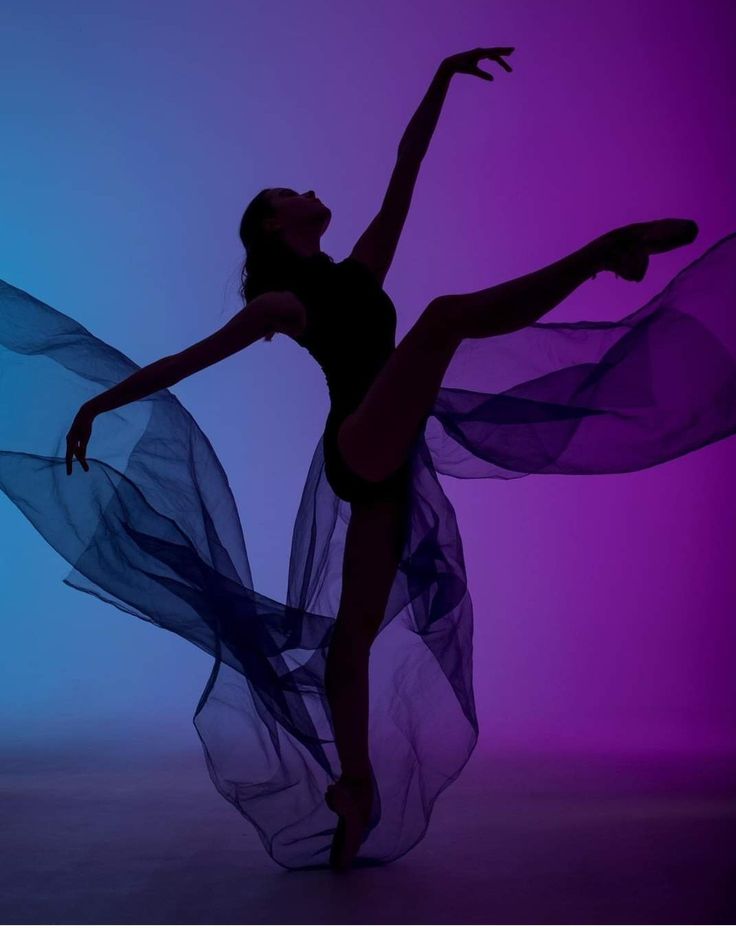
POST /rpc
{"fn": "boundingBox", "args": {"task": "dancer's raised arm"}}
[64,291,306,475]
[349,47,514,287]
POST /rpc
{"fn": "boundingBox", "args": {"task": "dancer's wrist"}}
[79,399,100,420]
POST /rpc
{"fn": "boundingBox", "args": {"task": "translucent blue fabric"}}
[1,231,735,869]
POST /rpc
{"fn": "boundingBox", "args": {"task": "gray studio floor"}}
[1,736,734,924]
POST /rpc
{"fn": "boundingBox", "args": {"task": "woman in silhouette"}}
[60,47,702,870]
[5,47,731,872]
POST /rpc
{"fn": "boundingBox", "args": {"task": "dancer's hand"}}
[440,47,515,82]
[65,406,94,475]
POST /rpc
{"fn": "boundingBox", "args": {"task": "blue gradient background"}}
[1,0,735,766]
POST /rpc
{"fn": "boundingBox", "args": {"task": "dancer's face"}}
[264,188,331,238]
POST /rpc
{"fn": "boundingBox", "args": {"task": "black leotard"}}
[289,251,411,504]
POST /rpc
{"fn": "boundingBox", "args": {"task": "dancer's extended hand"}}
[441,47,515,82]
[65,406,94,475]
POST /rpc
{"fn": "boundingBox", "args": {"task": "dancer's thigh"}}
[337,298,460,485]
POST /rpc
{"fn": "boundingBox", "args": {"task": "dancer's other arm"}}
[65,291,306,474]
[349,47,513,288]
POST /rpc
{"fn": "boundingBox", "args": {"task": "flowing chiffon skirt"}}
[1,231,735,869]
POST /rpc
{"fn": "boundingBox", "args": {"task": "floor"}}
[1,738,734,924]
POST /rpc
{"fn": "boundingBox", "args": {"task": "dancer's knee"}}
[420,297,463,348]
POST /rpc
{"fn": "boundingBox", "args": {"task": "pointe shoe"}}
[325,774,374,872]
[598,218,699,282]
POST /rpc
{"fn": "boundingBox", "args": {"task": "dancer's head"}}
[264,187,331,242]
[238,188,332,328]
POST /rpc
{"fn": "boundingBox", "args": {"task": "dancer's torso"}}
[289,252,397,420]
[286,252,409,503]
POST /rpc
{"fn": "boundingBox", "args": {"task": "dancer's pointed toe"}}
[634,218,699,252]
[325,776,374,872]
[596,218,699,282]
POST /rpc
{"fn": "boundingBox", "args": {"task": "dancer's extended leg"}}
[338,219,698,485]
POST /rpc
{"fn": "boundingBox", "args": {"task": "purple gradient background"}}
[1,0,735,768]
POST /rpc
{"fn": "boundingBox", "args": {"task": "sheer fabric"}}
[1,231,735,868]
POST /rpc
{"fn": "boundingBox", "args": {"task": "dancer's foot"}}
[592,218,699,282]
[325,773,374,872]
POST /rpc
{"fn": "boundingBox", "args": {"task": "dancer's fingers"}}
[484,47,515,71]
[487,50,514,71]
